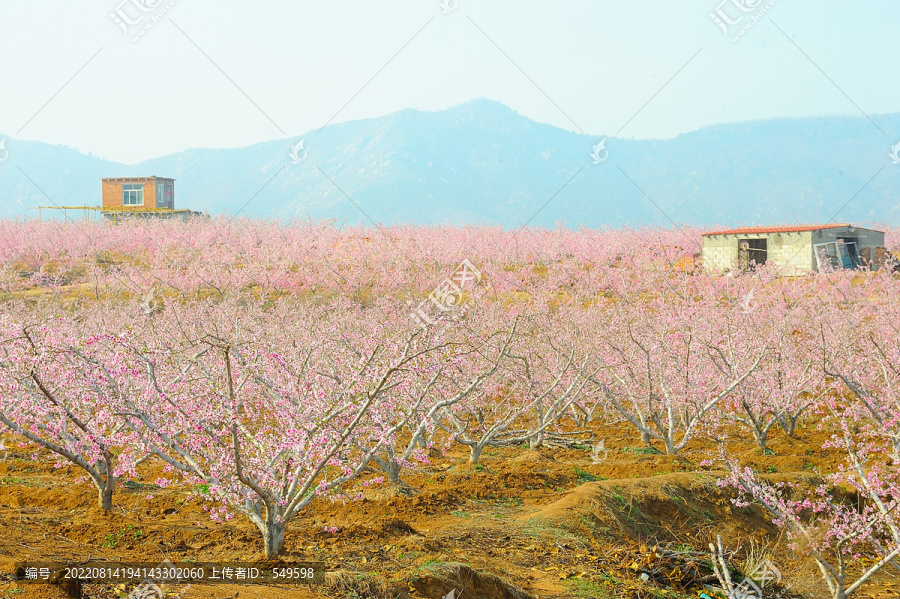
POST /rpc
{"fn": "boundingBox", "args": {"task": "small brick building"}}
[702,224,887,274]
[102,176,175,210]
[31,176,204,222]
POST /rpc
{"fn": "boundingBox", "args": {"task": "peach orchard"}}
[0,219,899,598]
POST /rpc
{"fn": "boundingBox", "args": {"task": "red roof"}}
[702,224,852,236]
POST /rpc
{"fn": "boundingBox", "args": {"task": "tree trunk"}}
[572,405,591,427]
[260,519,285,559]
[663,438,677,455]
[386,460,402,484]
[754,428,768,451]
[469,444,484,465]
[98,485,114,512]
[640,430,652,445]
[91,470,116,512]
[779,414,799,437]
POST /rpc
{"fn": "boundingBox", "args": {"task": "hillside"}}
[2,99,899,227]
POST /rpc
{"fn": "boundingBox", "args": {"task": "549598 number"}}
[272,567,315,580]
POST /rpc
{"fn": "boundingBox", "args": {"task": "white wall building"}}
[701,224,887,274]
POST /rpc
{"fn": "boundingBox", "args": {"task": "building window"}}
[738,238,767,271]
[123,184,144,206]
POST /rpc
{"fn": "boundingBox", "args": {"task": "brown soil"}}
[1,422,898,599]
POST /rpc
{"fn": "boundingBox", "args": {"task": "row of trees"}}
[722,291,900,599]
[0,219,704,301]
[1,263,898,567]
[17,218,896,305]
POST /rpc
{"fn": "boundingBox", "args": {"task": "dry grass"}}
[320,570,393,599]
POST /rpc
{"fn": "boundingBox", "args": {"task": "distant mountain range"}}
[2,99,900,228]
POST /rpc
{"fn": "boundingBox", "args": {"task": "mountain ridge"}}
[1,99,899,227]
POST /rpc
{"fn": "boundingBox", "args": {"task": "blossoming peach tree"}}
[0,312,152,511]
[721,429,900,599]
[107,297,465,557]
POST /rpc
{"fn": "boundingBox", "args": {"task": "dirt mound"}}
[409,563,534,599]
[365,480,418,501]
[376,517,419,537]
[511,450,556,463]
[532,471,819,545]
[317,517,419,545]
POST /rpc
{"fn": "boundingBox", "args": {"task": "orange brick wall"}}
[102,179,158,209]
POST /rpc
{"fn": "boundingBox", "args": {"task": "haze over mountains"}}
[1,99,899,228]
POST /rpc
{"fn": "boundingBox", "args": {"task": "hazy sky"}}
[1,1,898,164]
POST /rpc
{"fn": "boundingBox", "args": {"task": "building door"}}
[836,238,859,268]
